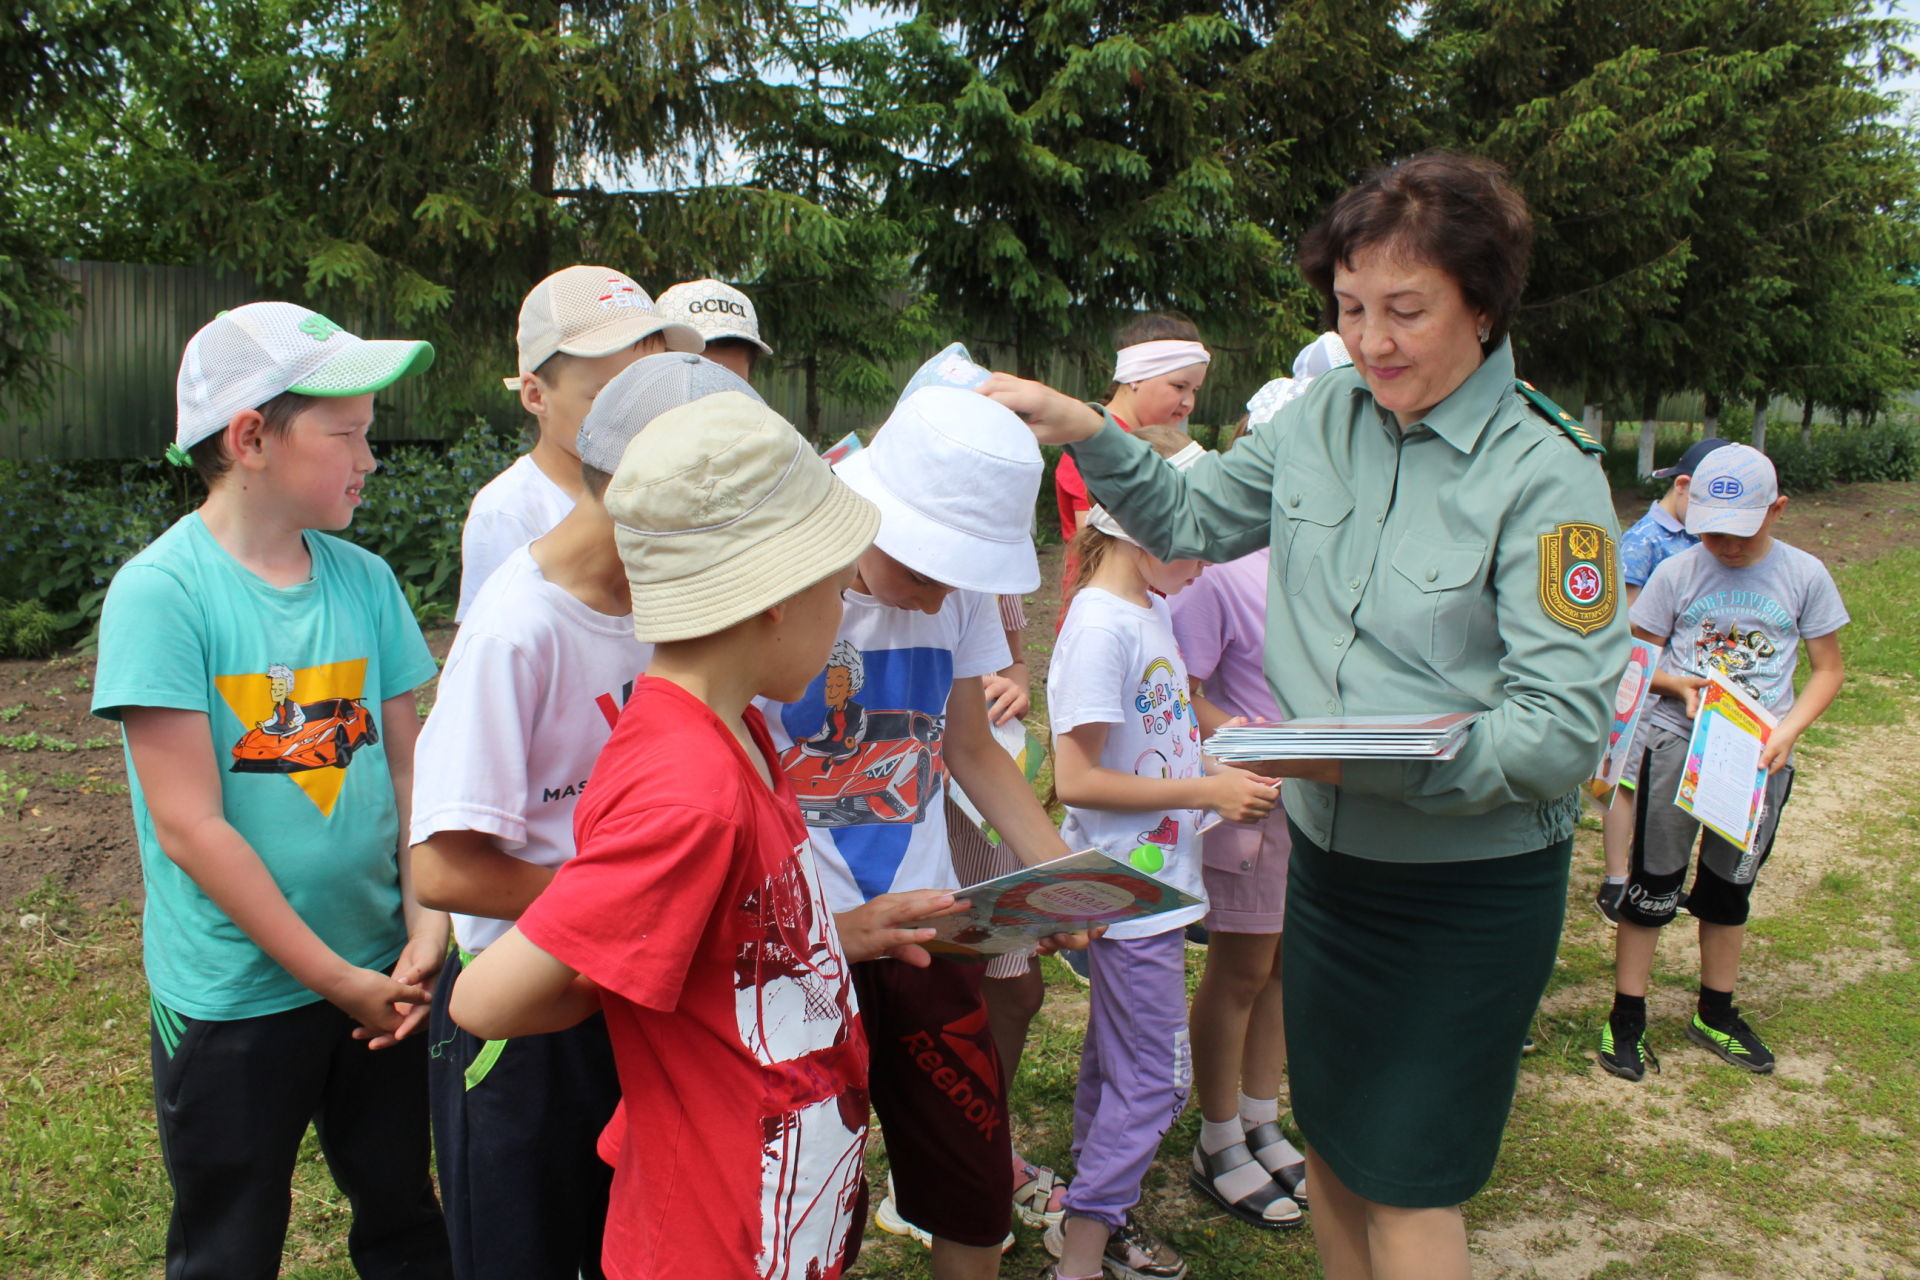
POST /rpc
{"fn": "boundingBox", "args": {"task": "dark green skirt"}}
[1281,821,1571,1207]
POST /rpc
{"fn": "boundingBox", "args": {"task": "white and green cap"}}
[175,302,434,452]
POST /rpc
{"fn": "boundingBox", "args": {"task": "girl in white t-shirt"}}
[1044,454,1282,1280]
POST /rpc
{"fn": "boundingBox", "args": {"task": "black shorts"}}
[1622,725,1795,927]
[852,957,1013,1248]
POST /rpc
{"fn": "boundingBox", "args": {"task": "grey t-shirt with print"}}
[1633,539,1850,738]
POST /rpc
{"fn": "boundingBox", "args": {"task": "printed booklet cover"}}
[1586,642,1657,803]
[913,848,1203,959]
[1675,675,1778,858]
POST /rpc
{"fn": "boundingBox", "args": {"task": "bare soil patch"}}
[2,478,1914,912]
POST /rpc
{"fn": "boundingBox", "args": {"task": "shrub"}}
[0,418,521,645]
[1601,420,1920,495]
[0,599,60,658]
[336,419,522,624]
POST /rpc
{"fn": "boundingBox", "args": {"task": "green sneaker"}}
[1598,1019,1659,1082]
[1687,1009,1776,1073]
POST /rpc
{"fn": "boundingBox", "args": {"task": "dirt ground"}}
[2,479,1916,910]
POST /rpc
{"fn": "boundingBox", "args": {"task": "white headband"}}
[1087,441,1207,545]
[1112,339,1210,385]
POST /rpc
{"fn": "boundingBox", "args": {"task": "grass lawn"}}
[4,553,1918,1278]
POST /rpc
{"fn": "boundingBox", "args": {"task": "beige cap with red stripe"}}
[504,266,703,390]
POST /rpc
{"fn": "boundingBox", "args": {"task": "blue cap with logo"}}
[1684,443,1779,537]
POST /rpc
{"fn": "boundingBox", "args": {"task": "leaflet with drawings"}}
[1675,675,1777,855]
[910,848,1203,959]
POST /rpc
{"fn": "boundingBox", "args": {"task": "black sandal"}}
[1245,1121,1310,1208]
[1189,1139,1303,1230]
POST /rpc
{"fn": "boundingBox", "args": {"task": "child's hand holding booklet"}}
[908,847,1204,960]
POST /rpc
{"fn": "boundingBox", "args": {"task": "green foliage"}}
[1766,421,1920,493]
[886,0,1415,378]
[0,768,27,818]
[1602,420,1920,493]
[0,599,60,658]
[0,459,187,638]
[339,418,522,618]
[0,420,518,645]
[1431,0,1920,420]
[5,0,1920,441]
[0,0,170,406]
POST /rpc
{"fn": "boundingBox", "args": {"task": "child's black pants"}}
[149,995,451,1279]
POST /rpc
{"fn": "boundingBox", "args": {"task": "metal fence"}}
[0,260,1279,461]
[0,261,458,462]
[8,259,1768,462]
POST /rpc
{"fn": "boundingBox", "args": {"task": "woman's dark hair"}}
[1102,312,1203,402]
[187,389,317,486]
[1299,152,1533,355]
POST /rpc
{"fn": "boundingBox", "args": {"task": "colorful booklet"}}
[821,430,864,466]
[912,848,1203,959]
[901,341,992,399]
[1205,712,1476,761]
[1675,675,1778,859]
[1586,643,1657,804]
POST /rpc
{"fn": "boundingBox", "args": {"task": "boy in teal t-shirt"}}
[91,302,452,1279]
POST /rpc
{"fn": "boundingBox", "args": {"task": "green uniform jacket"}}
[1069,341,1627,863]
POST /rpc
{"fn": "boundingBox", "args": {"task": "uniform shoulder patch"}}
[1538,522,1617,635]
[1515,380,1605,456]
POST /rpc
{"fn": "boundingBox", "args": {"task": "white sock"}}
[1200,1117,1244,1155]
[1605,875,1627,886]
[1239,1092,1280,1128]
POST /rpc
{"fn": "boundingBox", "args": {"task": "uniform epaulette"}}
[1515,380,1604,456]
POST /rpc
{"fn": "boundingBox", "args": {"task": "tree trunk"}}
[1840,406,1850,430]
[1702,390,1721,439]
[1637,390,1660,478]
[1800,396,1815,450]
[527,106,557,283]
[1750,391,1770,454]
[804,353,821,442]
[1587,402,1613,450]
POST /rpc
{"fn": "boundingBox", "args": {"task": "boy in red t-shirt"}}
[451,390,958,1280]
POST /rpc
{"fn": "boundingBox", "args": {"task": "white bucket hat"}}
[654,279,773,355]
[175,302,434,452]
[506,266,702,388]
[833,386,1042,594]
[605,392,879,643]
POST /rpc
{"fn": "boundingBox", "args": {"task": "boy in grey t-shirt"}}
[1600,446,1848,1082]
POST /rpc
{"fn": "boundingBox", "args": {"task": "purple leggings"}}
[1063,929,1192,1228]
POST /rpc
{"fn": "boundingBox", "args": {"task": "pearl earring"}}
[1478,325,1491,343]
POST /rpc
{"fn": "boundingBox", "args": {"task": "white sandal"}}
[1012,1159,1068,1228]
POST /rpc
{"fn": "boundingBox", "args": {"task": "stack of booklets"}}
[1206,712,1477,762]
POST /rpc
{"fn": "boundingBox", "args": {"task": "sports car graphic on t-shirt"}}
[783,709,944,827]
[230,697,378,774]
[783,639,946,828]
[213,658,374,817]
[778,639,956,901]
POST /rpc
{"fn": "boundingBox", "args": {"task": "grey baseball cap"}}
[575,352,765,475]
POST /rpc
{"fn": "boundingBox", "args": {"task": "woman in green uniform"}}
[983,153,1626,1280]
